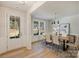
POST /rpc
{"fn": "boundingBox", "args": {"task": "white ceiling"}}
[32,1,79,20]
[0,1,37,12]
[0,1,79,20]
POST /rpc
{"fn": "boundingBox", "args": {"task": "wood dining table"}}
[59,36,69,51]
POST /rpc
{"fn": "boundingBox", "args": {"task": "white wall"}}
[48,15,79,36]
[60,15,79,35]
[0,7,8,53]
[25,11,32,49]
[47,20,53,35]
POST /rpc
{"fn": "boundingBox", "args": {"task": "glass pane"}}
[40,22,44,35]
[33,21,39,35]
[9,16,20,39]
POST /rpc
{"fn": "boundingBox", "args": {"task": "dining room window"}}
[33,20,45,36]
[40,22,45,35]
[33,21,39,35]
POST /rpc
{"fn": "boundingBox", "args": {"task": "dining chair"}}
[66,35,79,50]
[44,34,52,46]
[65,35,79,57]
[52,35,62,53]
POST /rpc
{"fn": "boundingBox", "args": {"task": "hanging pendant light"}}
[58,20,59,24]
[52,12,60,25]
[55,12,59,24]
[54,21,55,24]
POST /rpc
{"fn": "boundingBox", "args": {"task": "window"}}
[33,21,39,35]
[40,22,44,35]
[33,20,45,36]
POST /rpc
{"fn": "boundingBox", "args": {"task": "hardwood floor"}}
[0,40,77,58]
[0,41,58,58]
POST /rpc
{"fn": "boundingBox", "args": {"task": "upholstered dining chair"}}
[44,34,52,45]
[66,35,79,50]
[65,35,79,57]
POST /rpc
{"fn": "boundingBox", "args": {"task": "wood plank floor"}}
[0,40,77,58]
[0,41,59,58]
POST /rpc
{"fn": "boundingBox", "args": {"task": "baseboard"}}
[32,40,44,44]
[0,47,26,56]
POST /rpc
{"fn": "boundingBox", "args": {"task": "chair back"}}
[75,36,79,45]
[45,34,52,42]
[68,35,75,43]
[53,35,60,45]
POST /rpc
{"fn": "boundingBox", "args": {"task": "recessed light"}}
[18,1,27,5]
[16,6,19,8]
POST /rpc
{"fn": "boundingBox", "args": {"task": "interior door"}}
[8,15,22,50]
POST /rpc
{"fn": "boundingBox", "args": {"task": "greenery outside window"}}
[33,21,39,35]
[40,22,44,35]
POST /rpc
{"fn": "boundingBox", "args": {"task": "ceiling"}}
[32,1,79,20]
[0,1,37,12]
[0,1,79,20]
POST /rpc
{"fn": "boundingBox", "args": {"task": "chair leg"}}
[67,46,78,57]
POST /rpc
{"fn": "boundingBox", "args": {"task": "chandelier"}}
[52,12,59,24]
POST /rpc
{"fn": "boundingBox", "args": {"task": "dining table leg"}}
[63,40,69,51]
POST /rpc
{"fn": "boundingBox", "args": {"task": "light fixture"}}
[54,21,55,24]
[54,12,59,24]
[18,1,27,5]
[52,22,53,24]
[52,21,55,24]
[57,20,59,24]
[52,12,60,24]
